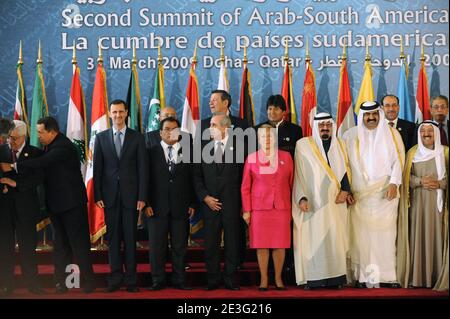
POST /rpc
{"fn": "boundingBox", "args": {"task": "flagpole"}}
[17,40,30,134]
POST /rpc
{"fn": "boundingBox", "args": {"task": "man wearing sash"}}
[292,113,351,289]
[397,121,448,290]
[343,101,405,288]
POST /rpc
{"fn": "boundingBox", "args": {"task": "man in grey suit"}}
[94,99,148,293]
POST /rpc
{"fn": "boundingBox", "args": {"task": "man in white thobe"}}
[292,113,351,289]
[343,101,405,288]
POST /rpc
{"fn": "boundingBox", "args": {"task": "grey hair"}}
[212,112,231,128]
[13,120,27,137]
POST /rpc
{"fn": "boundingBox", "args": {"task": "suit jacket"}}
[241,150,293,212]
[145,129,192,150]
[396,118,417,151]
[17,133,87,214]
[255,120,302,159]
[93,127,148,209]
[193,137,245,216]
[147,143,196,219]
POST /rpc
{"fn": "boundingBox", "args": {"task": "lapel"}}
[17,143,30,162]
[107,129,119,161]
[120,128,132,159]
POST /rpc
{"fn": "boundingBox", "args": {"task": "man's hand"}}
[137,201,146,211]
[346,193,355,205]
[0,163,12,172]
[188,207,195,218]
[0,177,16,188]
[243,212,251,225]
[144,206,154,217]
[299,199,309,212]
[95,200,105,208]
[204,195,222,212]
[421,175,440,190]
[335,190,349,204]
[386,184,398,201]
[2,185,8,194]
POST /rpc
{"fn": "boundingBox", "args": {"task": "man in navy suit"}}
[381,94,417,151]
[145,117,196,291]
[94,99,148,293]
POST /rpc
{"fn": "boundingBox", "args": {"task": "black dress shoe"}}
[258,287,268,291]
[205,284,219,291]
[28,287,46,295]
[126,286,140,293]
[225,284,240,291]
[173,284,193,291]
[275,285,287,291]
[390,283,401,289]
[184,263,191,270]
[55,283,68,294]
[355,282,366,289]
[105,285,121,293]
[148,283,165,291]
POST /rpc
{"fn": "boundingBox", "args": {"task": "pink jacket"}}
[241,150,294,212]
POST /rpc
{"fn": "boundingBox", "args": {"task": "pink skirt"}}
[249,209,291,249]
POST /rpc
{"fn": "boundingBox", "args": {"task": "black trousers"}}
[51,204,95,287]
[203,206,240,287]
[104,199,138,287]
[0,200,39,289]
[147,214,188,286]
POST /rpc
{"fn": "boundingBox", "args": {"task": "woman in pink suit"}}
[241,123,294,291]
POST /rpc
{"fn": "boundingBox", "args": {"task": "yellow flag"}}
[354,60,374,115]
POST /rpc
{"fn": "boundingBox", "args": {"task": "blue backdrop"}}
[0,0,448,132]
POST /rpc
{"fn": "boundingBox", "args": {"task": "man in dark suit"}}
[1,116,95,294]
[430,95,449,146]
[0,120,44,295]
[255,94,303,159]
[193,113,245,290]
[145,118,196,291]
[381,94,417,151]
[93,99,148,293]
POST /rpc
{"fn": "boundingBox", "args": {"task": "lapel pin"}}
[285,137,290,141]
[24,153,29,157]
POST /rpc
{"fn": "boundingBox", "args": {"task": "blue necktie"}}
[114,131,122,157]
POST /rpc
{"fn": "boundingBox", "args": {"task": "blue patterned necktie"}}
[168,145,174,172]
[114,131,122,157]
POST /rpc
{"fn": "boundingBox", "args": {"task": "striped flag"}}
[281,63,297,124]
[354,58,374,115]
[67,63,88,179]
[146,61,165,132]
[415,56,431,123]
[15,62,29,132]
[85,61,109,243]
[336,58,354,137]
[239,63,255,127]
[397,59,413,122]
[181,58,200,136]
[126,60,142,132]
[300,59,317,137]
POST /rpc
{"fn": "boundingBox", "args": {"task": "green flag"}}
[126,63,142,132]
[30,62,48,147]
[146,63,165,132]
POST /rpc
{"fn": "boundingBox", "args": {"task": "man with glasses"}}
[430,95,449,146]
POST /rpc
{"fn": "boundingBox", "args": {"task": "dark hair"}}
[110,99,128,111]
[266,94,286,111]
[0,118,14,137]
[381,94,399,106]
[431,95,449,107]
[160,117,180,131]
[37,116,60,133]
[211,90,231,108]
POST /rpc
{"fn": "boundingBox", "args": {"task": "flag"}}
[397,59,413,122]
[281,63,297,124]
[239,64,255,127]
[300,60,317,136]
[354,59,374,115]
[336,58,354,137]
[415,58,431,123]
[146,62,165,132]
[126,62,142,132]
[85,62,109,243]
[67,64,88,179]
[217,57,229,92]
[15,62,29,132]
[181,60,200,136]
[29,62,48,147]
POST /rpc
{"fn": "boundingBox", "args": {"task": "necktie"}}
[388,121,394,128]
[114,131,122,157]
[11,149,17,163]
[167,145,174,172]
[439,124,448,146]
[214,141,223,164]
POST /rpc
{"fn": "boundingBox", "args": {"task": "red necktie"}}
[439,124,448,146]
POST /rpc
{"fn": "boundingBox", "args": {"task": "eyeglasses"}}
[8,135,22,142]
[431,105,448,110]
